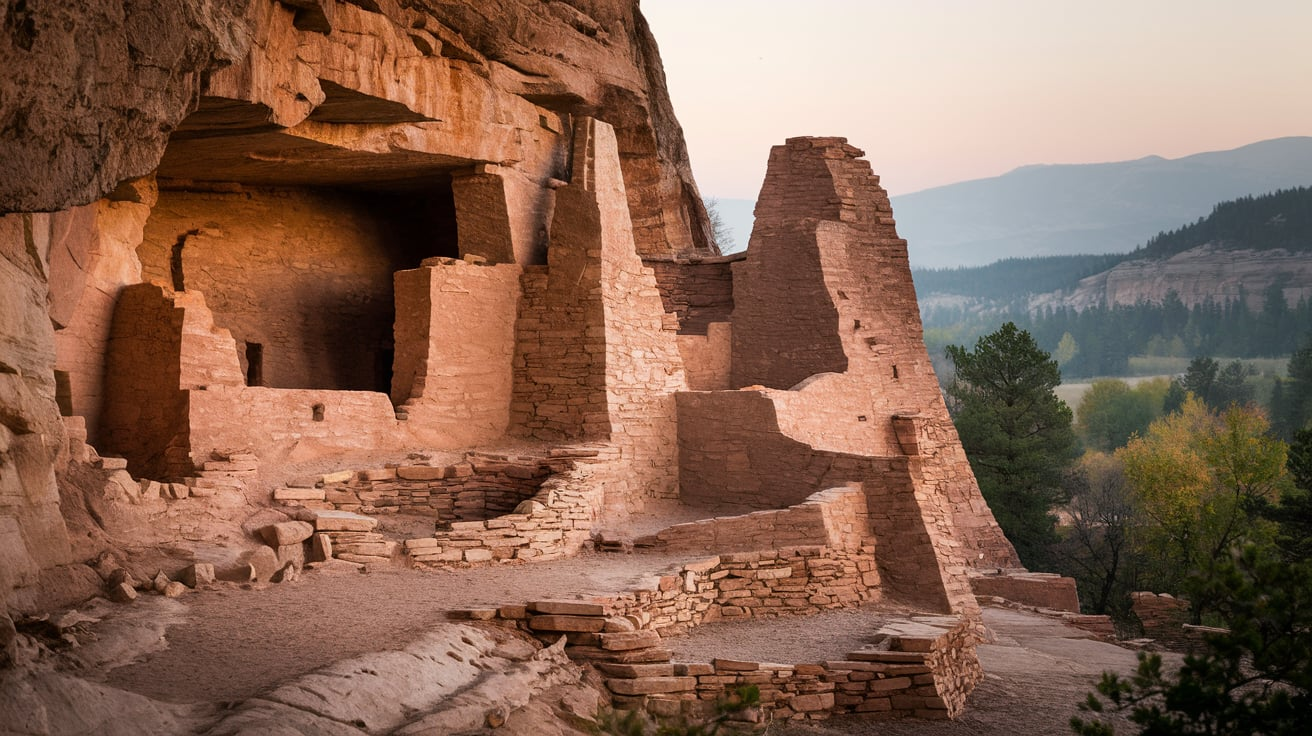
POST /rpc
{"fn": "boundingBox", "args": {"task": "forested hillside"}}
[1136,185,1312,259]
[918,187,1312,378]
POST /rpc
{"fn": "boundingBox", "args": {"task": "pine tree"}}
[947,322,1078,567]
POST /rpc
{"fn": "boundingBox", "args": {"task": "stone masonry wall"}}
[138,186,436,393]
[392,259,522,447]
[643,485,871,556]
[511,119,685,513]
[643,255,738,335]
[677,390,978,616]
[306,454,556,523]
[400,445,623,565]
[101,284,191,479]
[186,385,406,470]
[453,553,982,723]
[721,137,1021,570]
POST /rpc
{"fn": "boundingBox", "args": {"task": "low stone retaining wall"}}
[447,545,984,722]
[607,546,879,635]
[969,570,1081,612]
[277,451,561,522]
[638,485,869,555]
[271,445,619,565]
[456,592,979,723]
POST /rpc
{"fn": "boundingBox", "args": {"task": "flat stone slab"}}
[528,600,606,616]
[273,488,326,502]
[311,510,378,532]
[606,676,696,695]
[528,615,607,633]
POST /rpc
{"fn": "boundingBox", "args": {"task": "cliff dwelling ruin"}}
[1,1,1081,731]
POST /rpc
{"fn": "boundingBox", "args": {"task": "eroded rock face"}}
[0,0,711,255]
[0,0,251,213]
[1030,244,1312,313]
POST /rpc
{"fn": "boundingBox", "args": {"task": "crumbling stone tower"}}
[661,137,1019,610]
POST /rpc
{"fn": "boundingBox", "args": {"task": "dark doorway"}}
[245,342,264,387]
[375,348,394,395]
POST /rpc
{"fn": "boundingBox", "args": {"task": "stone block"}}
[311,510,378,532]
[606,676,697,696]
[259,521,315,546]
[528,615,606,633]
[277,543,307,568]
[397,465,448,480]
[599,630,662,651]
[246,546,280,582]
[596,663,675,678]
[179,563,215,588]
[273,487,327,502]
[463,548,494,562]
[529,600,606,616]
[321,471,354,484]
[110,582,137,602]
[790,692,834,712]
[310,533,333,562]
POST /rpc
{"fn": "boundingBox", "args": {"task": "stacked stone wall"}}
[392,259,522,447]
[677,391,977,615]
[511,119,685,513]
[186,385,406,470]
[304,455,556,522]
[643,256,738,335]
[453,553,981,723]
[101,284,191,479]
[644,485,869,555]
[716,136,1021,570]
[391,445,621,564]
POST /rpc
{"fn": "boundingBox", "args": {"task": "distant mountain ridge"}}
[890,137,1312,268]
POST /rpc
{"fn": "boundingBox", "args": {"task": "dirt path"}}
[101,552,694,703]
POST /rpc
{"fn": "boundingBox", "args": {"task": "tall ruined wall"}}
[393,261,523,447]
[510,118,685,512]
[722,138,1021,569]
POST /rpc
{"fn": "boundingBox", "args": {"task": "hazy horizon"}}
[643,0,1312,199]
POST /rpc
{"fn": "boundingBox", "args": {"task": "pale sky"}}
[642,0,1312,198]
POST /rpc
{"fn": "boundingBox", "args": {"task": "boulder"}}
[109,582,137,603]
[245,547,280,583]
[179,563,215,589]
[260,521,315,547]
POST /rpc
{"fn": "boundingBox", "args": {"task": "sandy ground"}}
[85,550,1171,736]
[99,552,694,703]
[779,607,1180,736]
